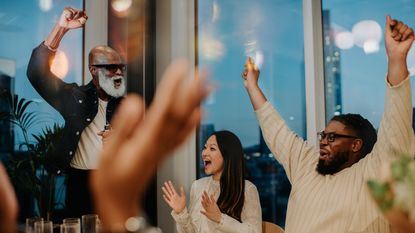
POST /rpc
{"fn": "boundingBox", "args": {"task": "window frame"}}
[155,0,326,230]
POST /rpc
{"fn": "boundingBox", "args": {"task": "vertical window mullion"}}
[303,0,326,145]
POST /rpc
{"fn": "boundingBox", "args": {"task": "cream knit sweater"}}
[255,77,415,233]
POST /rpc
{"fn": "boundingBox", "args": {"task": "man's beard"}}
[98,70,126,98]
[316,150,349,175]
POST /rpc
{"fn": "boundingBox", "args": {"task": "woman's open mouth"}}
[204,160,212,169]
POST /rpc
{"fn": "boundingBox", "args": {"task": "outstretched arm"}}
[90,60,211,231]
[241,57,317,182]
[44,7,87,50]
[27,7,88,114]
[368,16,415,172]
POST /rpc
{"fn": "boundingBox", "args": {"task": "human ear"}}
[351,139,363,152]
[89,66,97,76]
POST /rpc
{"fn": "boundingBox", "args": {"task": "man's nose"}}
[320,137,328,145]
[115,68,123,75]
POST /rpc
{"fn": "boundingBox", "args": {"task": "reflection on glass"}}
[322,0,415,126]
[197,0,305,226]
[0,0,83,223]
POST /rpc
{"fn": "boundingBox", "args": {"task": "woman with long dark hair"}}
[162,130,261,233]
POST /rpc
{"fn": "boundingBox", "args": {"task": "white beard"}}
[98,70,126,98]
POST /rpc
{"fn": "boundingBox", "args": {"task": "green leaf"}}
[367,180,389,199]
[391,157,411,181]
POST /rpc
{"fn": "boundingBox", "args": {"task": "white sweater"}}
[171,176,262,233]
[255,77,415,233]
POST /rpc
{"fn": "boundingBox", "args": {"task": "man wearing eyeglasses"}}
[242,16,414,233]
[27,7,125,218]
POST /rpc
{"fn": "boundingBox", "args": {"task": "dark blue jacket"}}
[27,43,122,174]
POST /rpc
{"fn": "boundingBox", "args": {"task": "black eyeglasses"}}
[317,131,358,142]
[92,64,126,73]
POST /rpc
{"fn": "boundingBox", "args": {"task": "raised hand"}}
[384,16,414,85]
[241,57,260,89]
[385,15,414,61]
[58,7,88,29]
[162,181,186,214]
[44,7,88,50]
[200,191,222,223]
[241,57,267,110]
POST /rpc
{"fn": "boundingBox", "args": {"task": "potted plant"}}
[0,89,64,221]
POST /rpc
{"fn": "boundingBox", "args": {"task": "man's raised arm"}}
[44,7,88,50]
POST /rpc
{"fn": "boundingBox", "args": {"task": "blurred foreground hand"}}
[90,60,212,231]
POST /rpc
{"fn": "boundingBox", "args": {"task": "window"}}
[322,0,415,126]
[0,0,84,148]
[197,0,305,226]
[0,0,83,219]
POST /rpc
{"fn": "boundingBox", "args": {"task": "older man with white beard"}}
[27,7,125,218]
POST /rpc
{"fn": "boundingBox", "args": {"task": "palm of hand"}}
[168,193,186,213]
[201,192,222,223]
[162,181,186,214]
[203,202,221,220]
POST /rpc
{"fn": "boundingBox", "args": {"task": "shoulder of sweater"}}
[190,176,210,189]
[244,180,258,191]
[194,176,211,185]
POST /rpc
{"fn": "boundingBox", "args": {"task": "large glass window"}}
[1,0,84,147]
[0,0,83,220]
[322,0,415,127]
[197,0,305,226]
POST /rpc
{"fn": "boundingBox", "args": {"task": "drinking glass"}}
[34,221,43,233]
[34,220,53,233]
[60,223,80,233]
[82,214,98,233]
[43,221,53,233]
[26,217,43,233]
[62,218,80,233]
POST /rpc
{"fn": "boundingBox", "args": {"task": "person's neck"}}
[212,172,221,181]
[98,89,110,101]
[339,152,362,171]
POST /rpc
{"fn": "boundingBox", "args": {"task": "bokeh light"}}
[335,31,354,50]
[363,39,380,54]
[50,51,69,80]
[212,1,220,22]
[200,37,225,60]
[111,0,132,13]
[352,20,382,53]
[38,0,52,12]
[255,51,264,69]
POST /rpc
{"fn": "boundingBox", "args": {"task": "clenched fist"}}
[59,7,88,29]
